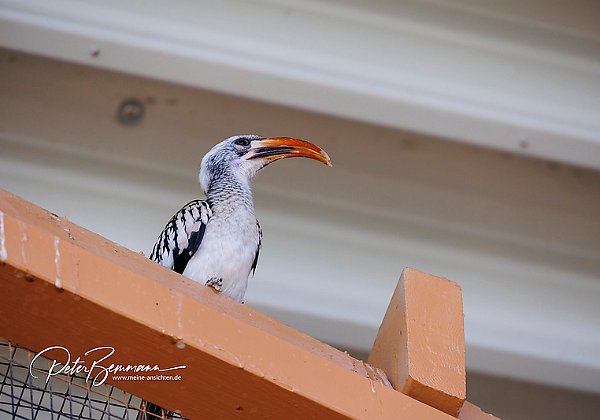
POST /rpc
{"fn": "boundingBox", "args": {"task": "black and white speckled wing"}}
[150,200,212,274]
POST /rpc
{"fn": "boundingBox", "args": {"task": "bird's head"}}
[199,134,332,194]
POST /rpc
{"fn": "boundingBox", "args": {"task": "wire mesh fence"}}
[0,339,182,419]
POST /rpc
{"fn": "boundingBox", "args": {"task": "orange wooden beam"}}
[368,268,467,416]
[459,402,501,420]
[0,188,454,419]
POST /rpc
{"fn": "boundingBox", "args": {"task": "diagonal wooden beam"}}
[0,188,453,419]
[459,402,501,420]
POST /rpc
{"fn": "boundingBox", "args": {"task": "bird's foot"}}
[205,277,223,292]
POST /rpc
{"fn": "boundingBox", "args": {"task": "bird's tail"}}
[137,400,173,419]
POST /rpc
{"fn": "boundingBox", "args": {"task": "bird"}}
[137,134,331,419]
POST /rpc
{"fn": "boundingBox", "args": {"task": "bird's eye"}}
[234,138,251,147]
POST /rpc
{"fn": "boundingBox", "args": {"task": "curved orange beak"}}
[245,137,332,167]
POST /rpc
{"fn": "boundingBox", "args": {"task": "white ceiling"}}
[1,0,600,169]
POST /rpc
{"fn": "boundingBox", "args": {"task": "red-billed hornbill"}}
[139,134,331,419]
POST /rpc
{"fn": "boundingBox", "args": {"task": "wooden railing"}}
[0,188,498,418]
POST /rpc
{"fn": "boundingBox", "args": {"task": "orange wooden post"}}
[368,267,467,416]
